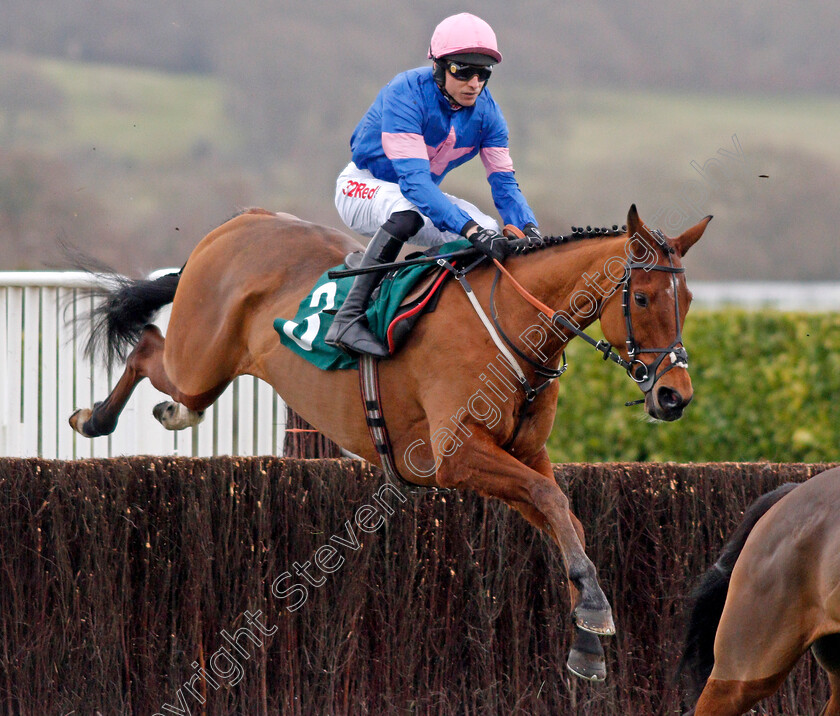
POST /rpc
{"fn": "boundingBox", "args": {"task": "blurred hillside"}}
[1,1,838,279]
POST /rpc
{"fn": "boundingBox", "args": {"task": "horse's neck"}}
[515,236,626,325]
[500,237,626,362]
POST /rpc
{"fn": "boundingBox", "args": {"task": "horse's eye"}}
[634,292,649,308]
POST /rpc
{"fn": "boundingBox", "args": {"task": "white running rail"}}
[0,271,286,458]
[690,281,840,311]
[2,273,836,458]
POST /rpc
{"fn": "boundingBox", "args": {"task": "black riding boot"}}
[324,226,404,357]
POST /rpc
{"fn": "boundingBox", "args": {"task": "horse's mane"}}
[528,224,628,254]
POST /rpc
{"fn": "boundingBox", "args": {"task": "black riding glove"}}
[523,222,544,249]
[462,221,509,261]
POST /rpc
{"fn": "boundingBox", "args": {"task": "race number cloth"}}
[274,239,469,370]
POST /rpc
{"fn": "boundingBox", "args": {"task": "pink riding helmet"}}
[427,13,502,65]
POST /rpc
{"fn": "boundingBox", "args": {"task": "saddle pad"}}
[274,239,470,370]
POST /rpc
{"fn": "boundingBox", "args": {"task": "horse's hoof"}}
[574,606,616,636]
[153,401,205,431]
[566,647,607,681]
[69,408,94,437]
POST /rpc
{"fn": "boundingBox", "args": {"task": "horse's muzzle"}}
[648,384,692,421]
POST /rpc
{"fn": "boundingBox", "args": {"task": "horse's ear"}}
[626,204,643,238]
[673,215,713,256]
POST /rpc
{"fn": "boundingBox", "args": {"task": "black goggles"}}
[445,60,492,82]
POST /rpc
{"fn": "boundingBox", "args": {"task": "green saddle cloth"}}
[274,239,470,370]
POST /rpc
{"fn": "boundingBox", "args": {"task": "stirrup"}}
[326,315,389,357]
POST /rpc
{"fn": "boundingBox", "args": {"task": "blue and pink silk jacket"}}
[350,67,537,235]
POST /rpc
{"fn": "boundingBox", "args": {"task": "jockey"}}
[326,12,543,357]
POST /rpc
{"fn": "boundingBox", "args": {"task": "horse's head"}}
[598,205,711,421]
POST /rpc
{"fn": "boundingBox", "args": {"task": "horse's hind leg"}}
[69,324,213,438]
[70,324,171,437]
[151,400,205,431]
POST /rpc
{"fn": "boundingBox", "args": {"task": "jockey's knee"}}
[383,210,424,241]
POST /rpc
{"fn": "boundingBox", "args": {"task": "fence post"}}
[283,407,341,458]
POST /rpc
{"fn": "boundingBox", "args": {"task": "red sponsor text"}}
[343,180,380,200]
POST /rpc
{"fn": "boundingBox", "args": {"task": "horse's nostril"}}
[658,387,682,410]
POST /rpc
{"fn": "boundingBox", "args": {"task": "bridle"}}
[613,228,688,394]
[491,228,688,401]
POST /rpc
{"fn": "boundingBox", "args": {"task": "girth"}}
[358,354,450,493]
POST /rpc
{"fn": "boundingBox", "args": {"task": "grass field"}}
[4,54,840,277]
[16,55,840,174]
[21,56,240,162]
[429,82,840,247]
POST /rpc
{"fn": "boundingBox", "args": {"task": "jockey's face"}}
[444,70,485,107]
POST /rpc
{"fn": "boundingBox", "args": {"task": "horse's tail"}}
[677,482,800,701]
[79,266,183,369]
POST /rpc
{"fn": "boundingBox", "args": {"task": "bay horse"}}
[69,204,710,681]
[680,467,840,715]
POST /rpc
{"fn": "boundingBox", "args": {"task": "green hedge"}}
[548,310,840,462]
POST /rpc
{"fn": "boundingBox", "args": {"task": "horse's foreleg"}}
[563,511,607,679]
[504,504,606,682]
[524,449,588,600]
[501,498,605,680]
[692,583,801,715]
[692,673,788,716]
[822,672,840,716]
[436,435,614,637]
[507,450,608,681]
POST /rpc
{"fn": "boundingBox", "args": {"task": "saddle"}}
[274,239,473,370]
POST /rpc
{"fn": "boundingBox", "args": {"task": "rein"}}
[490,227,688,405]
